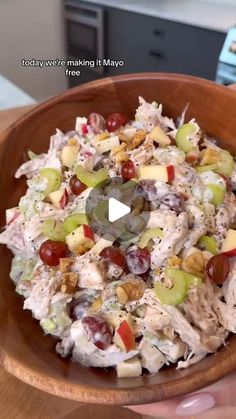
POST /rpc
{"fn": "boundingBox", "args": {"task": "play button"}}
[85,176,150,243]
[108,198,130,222]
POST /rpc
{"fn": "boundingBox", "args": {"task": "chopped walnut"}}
[182,250,206,278]
[67,137,78,146]
[115,151,129,163]
[201,148,221,165]
[61,272,78,294]
[167,255,182,268]
[90,296,103,312]
[118,132,130,143]
[131,196,145,215]
[116,281,145,304]
[76,242,94,255]
[111,142,126,155]
[126,129,147,150]
[60,257,74,273]
[95,132,109,141]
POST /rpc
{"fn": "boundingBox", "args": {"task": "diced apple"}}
[113,320,136,352]
[105,312,133,329]
[48,189,64,209]
[61,145,80,168]
[94,135,120,154]
[59,188,69,209]
[65,224,94,253]
[138,164,174,183]
[139,339,166,374]
[222,229,236,255]
[116,357,142,378]
[149,126,171,146]
[88,237,113,256]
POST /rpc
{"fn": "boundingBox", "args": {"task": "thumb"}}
[127,371,236,418]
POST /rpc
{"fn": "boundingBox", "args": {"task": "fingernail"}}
[176,392,215,416]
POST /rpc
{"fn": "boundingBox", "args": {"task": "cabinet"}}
[105,8,225,80]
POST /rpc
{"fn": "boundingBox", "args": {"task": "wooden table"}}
[0,105,141,419]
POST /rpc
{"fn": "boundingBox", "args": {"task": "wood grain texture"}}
[0,73,236,406]
[0,105,141,419]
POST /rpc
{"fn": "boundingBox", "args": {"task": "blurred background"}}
[0,0,236,108]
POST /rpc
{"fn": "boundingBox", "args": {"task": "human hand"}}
[126,371,236,418]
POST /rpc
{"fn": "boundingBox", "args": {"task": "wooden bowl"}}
[1,73,236,405]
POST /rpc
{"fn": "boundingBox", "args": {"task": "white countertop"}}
[0,75,36,110]
[82,0,236,33]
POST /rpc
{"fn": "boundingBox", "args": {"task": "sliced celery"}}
[216,150,234,177]
[93,200,110,225]
[40,318,57,334]
[154,275,188,306]
[198,235,218,255]
[176,123,197,153]
[196,164,218,174]
[139,228,163,249]
[40,168,62,196]
[63,213,89,234]
[75,165,108,187]
[41,218,66,241]
[205,183,225,206]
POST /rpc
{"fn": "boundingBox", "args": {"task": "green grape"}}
[75,165,108,188]
[176,123,197,153]
[40,168,62,196]
[198,235,218,255]
[41,218,66,241]
[204,183,225,206]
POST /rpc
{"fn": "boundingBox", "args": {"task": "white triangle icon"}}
[108,198,130,223]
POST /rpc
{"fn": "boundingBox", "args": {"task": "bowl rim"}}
[1,72,236,405]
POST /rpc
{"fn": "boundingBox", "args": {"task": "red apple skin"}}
[83,225,94,241]
[167,165,175,183]
[223,249,236,257]
[116,320,135,352]
[59,188,69,209]
[81,124,88,135]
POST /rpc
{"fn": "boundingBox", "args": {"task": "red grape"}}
[137,180,158,201]
[126,248,150,274]
[100,246,126,268]
[106,113,128,132]
[87,113,105,133]
[160,193,184,214]
[121,160,136,181]
[69,175,87,196]
[82,315,112,350]
[206,253,230,285]
[70,298,90,320]
[39,240,68,266]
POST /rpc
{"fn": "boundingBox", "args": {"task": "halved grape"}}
[63,213,89,234]
[41,219,66,242]
[165,267,202,288]
[176,123,197,153]
[40,168,62,196]
[206,253,230,285]
[75,165,108,188]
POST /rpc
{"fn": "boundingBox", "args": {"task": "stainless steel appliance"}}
[216,26,236,85]
[64,0,105,86]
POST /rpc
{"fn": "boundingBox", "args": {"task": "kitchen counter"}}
[82,0,236,33]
